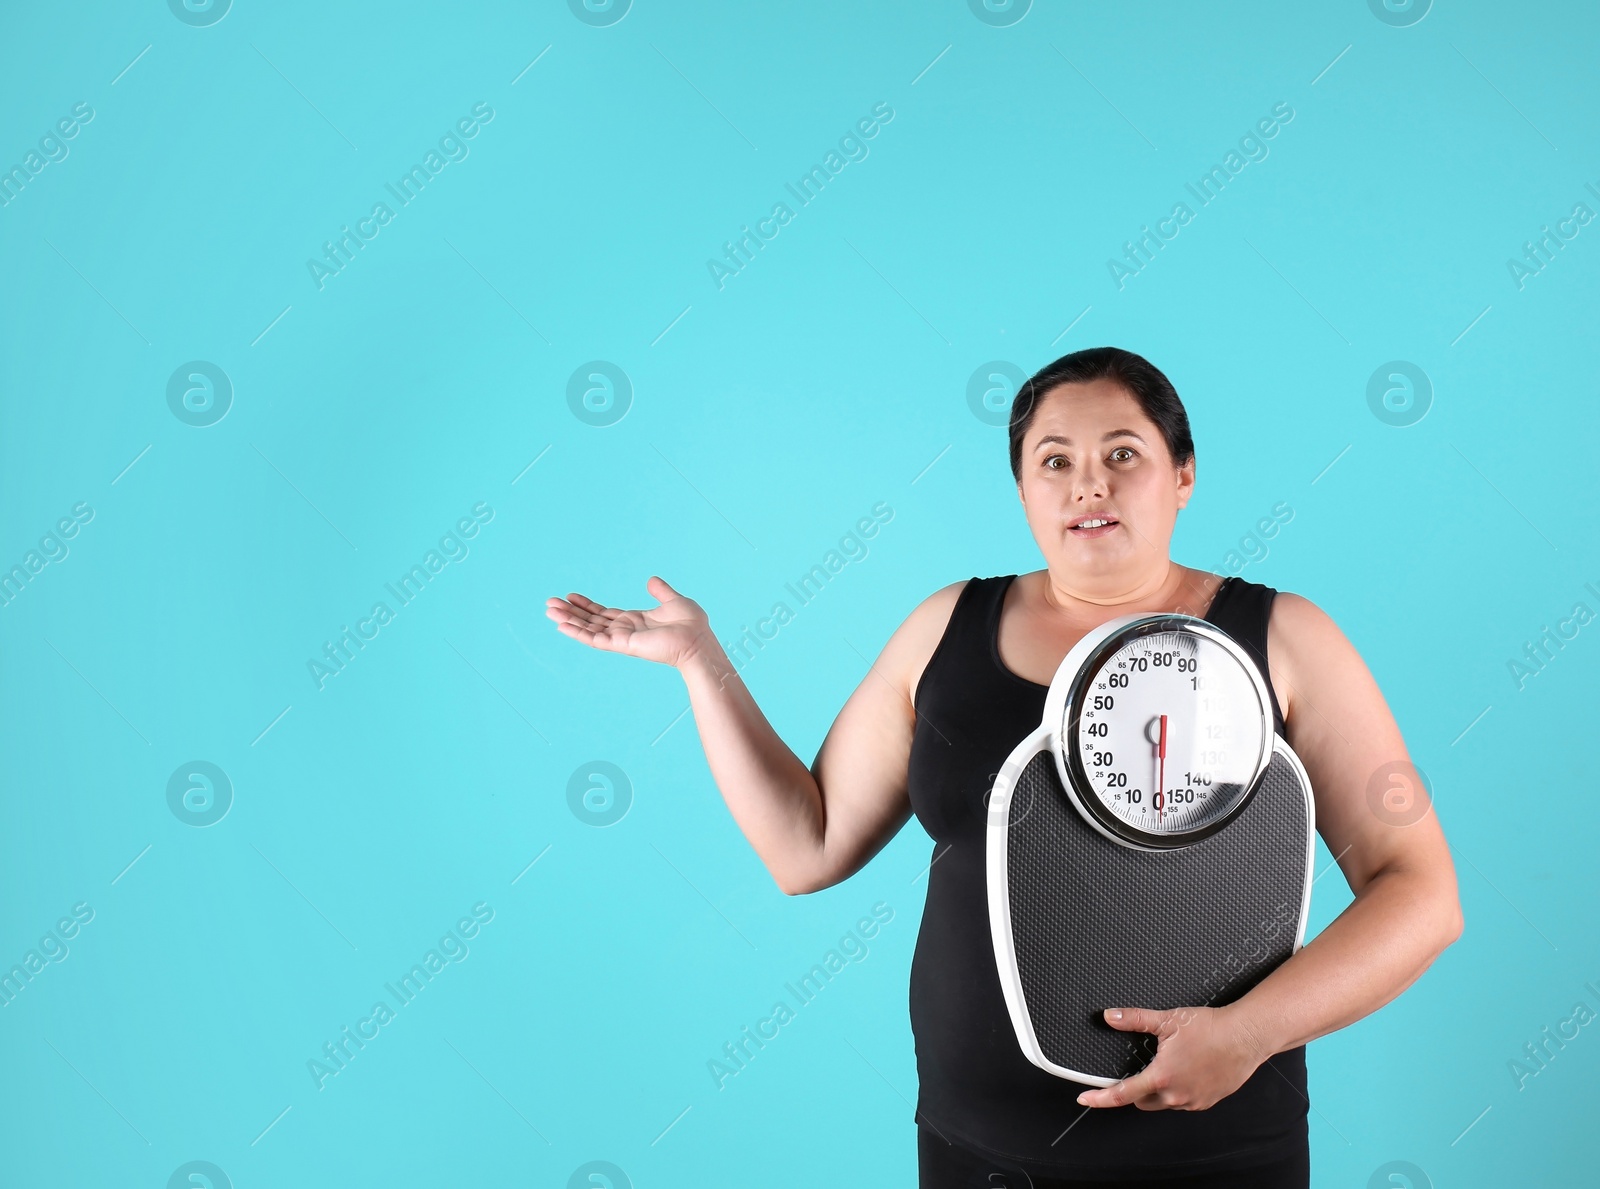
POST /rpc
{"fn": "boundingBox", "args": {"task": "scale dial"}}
[1060,616,1275,849]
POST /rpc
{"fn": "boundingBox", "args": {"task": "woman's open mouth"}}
[1068,517,1119,538]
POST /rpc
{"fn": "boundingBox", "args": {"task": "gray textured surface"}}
[1004,748,1310,1082]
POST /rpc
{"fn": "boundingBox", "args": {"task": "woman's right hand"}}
[545,575,712,670]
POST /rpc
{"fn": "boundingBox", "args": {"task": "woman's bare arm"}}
[1222,591,1464,1055]
[676,581,964,894]
[549,576,963,895]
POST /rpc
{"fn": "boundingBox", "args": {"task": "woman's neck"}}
[1036,561,1201,617]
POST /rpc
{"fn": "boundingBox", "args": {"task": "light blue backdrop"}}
[2,1,1596,1185]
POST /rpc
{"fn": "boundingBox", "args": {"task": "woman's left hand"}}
[1075,1004,1272,1111]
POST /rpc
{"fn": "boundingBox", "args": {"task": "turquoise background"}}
[2,0,1597,1185]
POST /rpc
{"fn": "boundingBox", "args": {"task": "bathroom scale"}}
[985,612,1316,1086]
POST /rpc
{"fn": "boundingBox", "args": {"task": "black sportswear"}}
[906,573,1308,1181]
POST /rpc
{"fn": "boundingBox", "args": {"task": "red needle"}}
[1157,713,1167,825]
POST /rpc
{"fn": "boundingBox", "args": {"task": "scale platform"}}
[987,732,1316,1085]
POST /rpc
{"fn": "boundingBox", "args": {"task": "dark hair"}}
[1007,346,1195,482]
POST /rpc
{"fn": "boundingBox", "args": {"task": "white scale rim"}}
[983,611,1318,1086]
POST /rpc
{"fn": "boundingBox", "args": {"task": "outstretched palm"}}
[546,575,709,669]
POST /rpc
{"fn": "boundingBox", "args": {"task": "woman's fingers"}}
[546,594,644,654]
[1077,1065,1160,1109]
[551,593,625,629]
[551,620,590,644]
[563,600,611,627]
[552,615,620,651]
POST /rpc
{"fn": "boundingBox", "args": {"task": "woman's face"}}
[1015,378,1195,583]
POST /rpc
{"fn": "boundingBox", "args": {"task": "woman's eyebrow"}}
[1033,429,1147,449]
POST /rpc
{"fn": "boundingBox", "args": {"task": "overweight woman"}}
[547,346,1464,1187]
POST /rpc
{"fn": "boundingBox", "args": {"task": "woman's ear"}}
[1174,458,1196,509]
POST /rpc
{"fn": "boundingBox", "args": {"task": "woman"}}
[546,347,1464,1187]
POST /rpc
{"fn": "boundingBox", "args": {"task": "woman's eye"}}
[1045,455,1068,469]
[1110,447,1135,462]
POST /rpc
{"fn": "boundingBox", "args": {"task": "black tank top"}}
[907,573,1308,1179]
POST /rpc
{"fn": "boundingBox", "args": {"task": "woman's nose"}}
[1070,466,1108,499]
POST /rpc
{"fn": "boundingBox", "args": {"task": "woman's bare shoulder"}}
[914,577,973,616]
[1266,589,1366,725]
[900,578,973,651]
[1268,588,1341,643]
